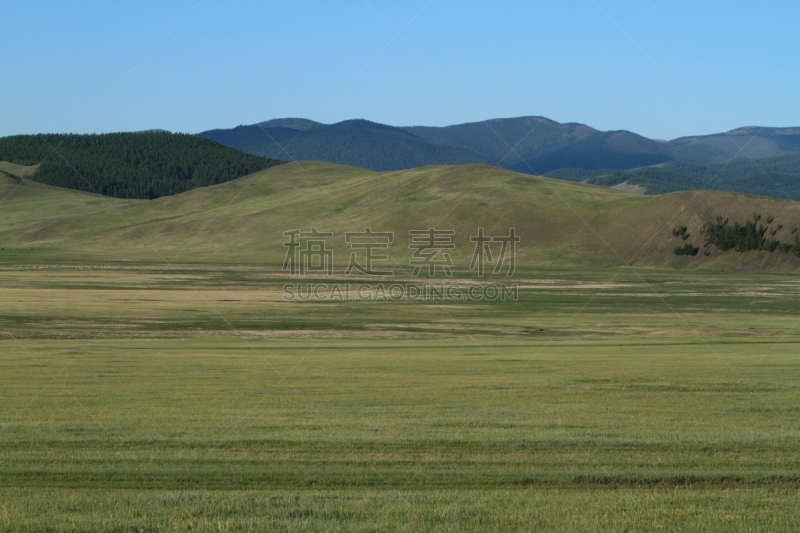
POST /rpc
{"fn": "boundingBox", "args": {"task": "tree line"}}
[673,214,800,258]
[0,132,283,199]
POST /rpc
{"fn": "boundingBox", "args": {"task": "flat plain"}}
[1,265,800,532]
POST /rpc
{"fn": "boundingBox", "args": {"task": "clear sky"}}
[1,0,798,140]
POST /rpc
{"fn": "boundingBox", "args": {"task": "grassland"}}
[1,264,800,531]
[2,161,800,269]
[1,163,800,530]
[0,161,38,178]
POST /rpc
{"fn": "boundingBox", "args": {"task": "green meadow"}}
[2,265,800,531]
[1,163,800,530]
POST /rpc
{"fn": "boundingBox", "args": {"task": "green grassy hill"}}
[0,160,38,178]
[1,161,799,269]
[0,132,283,199]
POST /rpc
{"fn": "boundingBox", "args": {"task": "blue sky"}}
[1,0,798,140]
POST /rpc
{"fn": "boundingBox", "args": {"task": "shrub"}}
[674,243,699,256]
[672,225,690,241]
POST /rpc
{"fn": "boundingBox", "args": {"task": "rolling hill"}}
[1,161,798,270]
[0,132,283,199]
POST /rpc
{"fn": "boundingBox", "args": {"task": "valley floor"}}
[1,266,799,531]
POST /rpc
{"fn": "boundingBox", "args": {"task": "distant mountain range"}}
[199,117,800,199]
[2,117,799,200]
[199,118,495,171]
[199,117,800,169]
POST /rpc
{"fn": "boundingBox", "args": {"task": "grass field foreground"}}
[1,266,799,530]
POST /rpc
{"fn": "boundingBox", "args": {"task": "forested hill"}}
[0,132,283,199]
[546,152,800,200]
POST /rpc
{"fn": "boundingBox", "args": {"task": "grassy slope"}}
[1,161,800,269]
[0,161,38,177]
